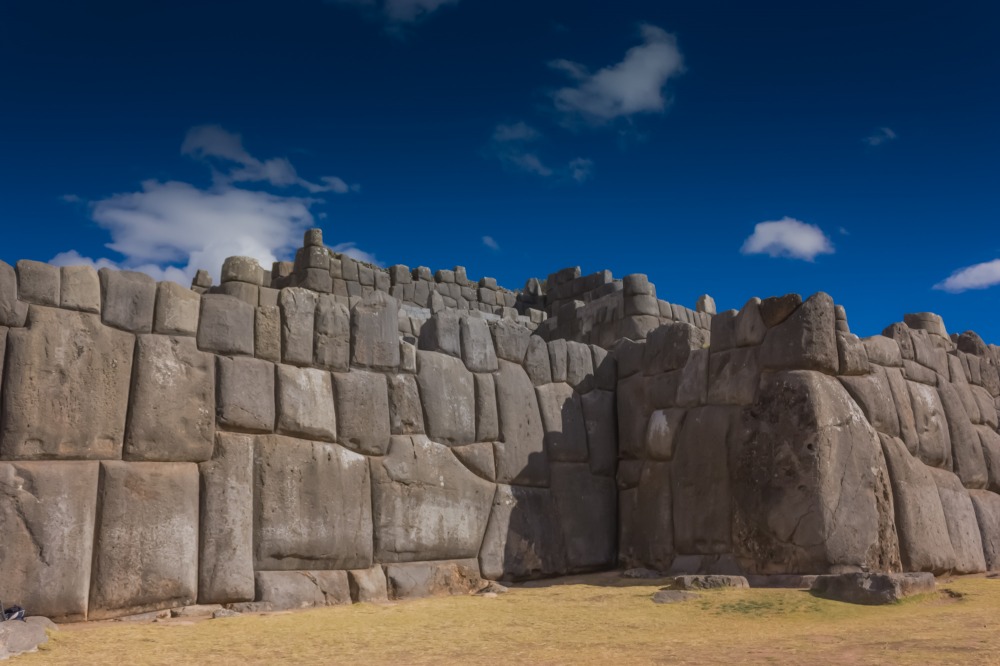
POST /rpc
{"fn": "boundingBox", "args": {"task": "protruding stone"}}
[581,389,617,476]
[372,436,494,562]
[197,294,254,356]
[221,257,263,285]
[304,228,324,247]
[334,370,391,455]
[388,373,425,435]
[59,265,101,313]
[524,335,552,386]
[275,365,337,442]
[216,356,275,433]
[254,571,350,610]
[904,312,948,339]
[99,268,156,333]
[89,462,199,620]
[125,334,215,462]
[198,433,255,604]
[254,435,372,570]
[351,291,400,370]
[696,294,716,315]
[734,298,766,347]
[384,559,483,599]
[536,383,588,462]
[758,293,802,328]
[1,307,133,460]
[416,351,476,446]
[474,373,499,442]
[16,260,59,306]
[460,316,498,372]
[154,281,200,336]
[348,566,388,603]
[759,292,838,374]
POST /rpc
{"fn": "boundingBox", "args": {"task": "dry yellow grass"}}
[17,572,1000,665]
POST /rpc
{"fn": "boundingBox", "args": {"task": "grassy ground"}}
[18,572,1000,665]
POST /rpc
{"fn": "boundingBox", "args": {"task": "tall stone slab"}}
[550,463,616,571]
[124,334,215,462]
[479,484,567,580]
[494,360,549,487]
[929,467,987,574]
[536,382,589,462]
[1,307,133,460]
[89,462,199,620]
[275,365,337,442]
[416,351,476,446]
[333,370,392,455]
[279,287,317,367]
[371,436,494,563]
[351,291,400,370]
[314,294,350,371]
[254,435,373,570]
[732,371,900,574]
[619,461,674,570]
[0,462,99,621]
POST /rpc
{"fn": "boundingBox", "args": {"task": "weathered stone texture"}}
[254,571,351,610]
[969,490,1000,570]
[279,288,317,366]
[929,467,986,574]
[0,461,99,621]
[314,294,350,371]
[536,382,589,462]
[2,307,133,460]
[551,463,616,571]
[334,370,391,455]
[672,406,734,554]
[480,484,566,580]
[197,294,254,356]
[216,356,275,433]
[199,434,255,604]
[254,435,372,570]
[99,268,156,333]
[460,316,498,372]
[351,291,400,369]
[153,281,200,336]
[494,360,549,486]
[372,436,494,563]
[0,260,28,327]
[89,462,199,620]
[275,365,337,442]
[59,265,100,313]
[16,260,60,306]
[384,559,483,599]
[416,351,476,446]
[388,373,425,435]
[759,293,838,374]
[125,334,215,462]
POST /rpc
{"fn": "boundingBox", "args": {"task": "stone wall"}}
[617,293,1000,577]
[2,229,999,622]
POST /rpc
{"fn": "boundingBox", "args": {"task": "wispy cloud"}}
[60,193,82,203]
[182,125,358,194]
[741,217,835,262]
[50,126,375,282]
[482,235,500,251]
[327,0,458,27]
[864,127,897,147]
[550,24,684,126]
[488,122,593,183]
[330,241,381,266]
[934,259,1000,293]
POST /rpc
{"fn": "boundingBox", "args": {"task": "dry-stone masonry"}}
[2,228,1000,622]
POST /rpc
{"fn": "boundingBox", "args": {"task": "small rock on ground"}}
[477,582,509,595]
[652,590,700,605]
[212,609,242,619]
[0,620,50,660]
[672,575,749,590]
[810,572,936,605]
[623,568,663,579]
[171,605,223,618]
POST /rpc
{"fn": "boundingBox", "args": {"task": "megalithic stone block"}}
[276,365,337,442]
[153,281,200,336]
[494,359,549,486]
[89,461,199,620]
[99,268,156,333]
[124,334,215,462]
[216,355,275,433]
[0,461,99,621]
[60,265,101,313]
[197,294,254,356]
[416,351,475,446]
[314,294,350,372]
[279,287,317,366]
[351,291,400,370]
[1,307,133,460]
[199,433,255,604]
[16,260,59,307]
[0,260,28,327]
[333,370,391,455]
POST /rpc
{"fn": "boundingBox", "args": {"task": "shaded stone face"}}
[1,307,133,460]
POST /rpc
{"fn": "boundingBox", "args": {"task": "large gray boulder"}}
[372,436,494,563]
[89,462,199,620]
[494,360,549,486]
[334,370,391,455]
[811,572,935,605]
[275,365,337,442]
[253,435,372,570]
[416,351,476,446]
[198,434,255,604]
[880,434,957,573]
[351,291,400,369]
[479,484,567,580]
[348,566,389,603]
[99,268,156,333]
[197,294,254,356]
[254,571,351,610]
[1,307,133,460]
[969,490,1000,570]
[759,293,838,374]
[59,265,101,313]
[0,619,50,660]
[908,381,952,469]
[153,281,200,337]
[0,461,98,621]
[384,559,483,599]
[732,371,900,574]
[216,356,275,433]
[929,467,986,573]
[490,319,530,364]
[124,334,215,462]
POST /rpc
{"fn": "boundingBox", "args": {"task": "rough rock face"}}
[732,371,900,575]
[4,239,1000,621]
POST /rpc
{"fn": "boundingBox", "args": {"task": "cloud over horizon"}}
[864,127,897,147]
[934,258,1000,293]
[741,217,835,261]
[550,24,684,126]
[50,126,374,283]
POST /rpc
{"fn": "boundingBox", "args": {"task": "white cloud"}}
[182,125,359,194]
[330,242,381,266]
[482,235,500,251]
[741,217,835,262]
[489,122,593,183]
[550,24,684,126]
[60,194,82,203]
[864,127,897,147]
[328,0,457,25]
[934,259,1000,293]
[50,127,375,283]
[569,158,594,183]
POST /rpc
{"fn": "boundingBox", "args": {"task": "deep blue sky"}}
[1,0,998,340]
